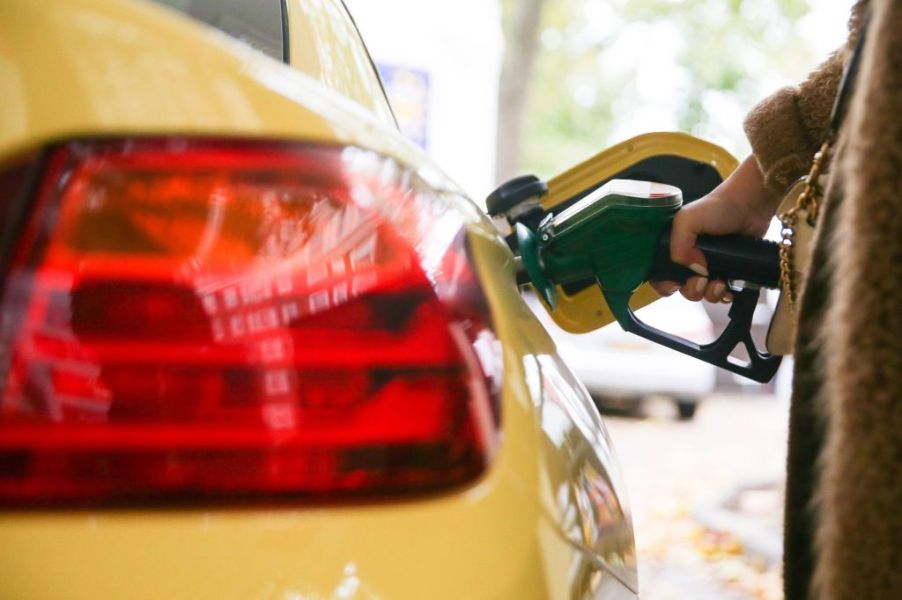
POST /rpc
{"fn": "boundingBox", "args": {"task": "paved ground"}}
[604,394,788,600]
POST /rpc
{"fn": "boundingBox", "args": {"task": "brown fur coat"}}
[743,1,902,599]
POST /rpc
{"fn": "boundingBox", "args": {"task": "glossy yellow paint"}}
[0,0,637,598]
[284,0,396,127]
[535,132,739,333]
[0,0,420,178]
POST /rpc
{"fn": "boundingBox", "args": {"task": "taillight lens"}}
[0,140,500,506]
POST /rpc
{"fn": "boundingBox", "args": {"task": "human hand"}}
[651,155,781,303]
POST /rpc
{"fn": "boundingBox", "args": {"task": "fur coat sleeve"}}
[742,1,868,194]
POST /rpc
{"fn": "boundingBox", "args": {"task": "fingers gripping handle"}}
[604,287,782,383]
[628,229,782,381]
[648,229,781,288]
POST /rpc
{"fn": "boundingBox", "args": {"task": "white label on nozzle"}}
[604,179,682,201]
[492,215,513,237]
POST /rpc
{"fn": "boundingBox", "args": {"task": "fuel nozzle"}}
[510,178,783,383]
[517,179,683,309]
[485,174,548,250]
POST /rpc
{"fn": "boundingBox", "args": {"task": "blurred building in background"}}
[346,0,503,201]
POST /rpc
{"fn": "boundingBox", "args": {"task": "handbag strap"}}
[825,18,869,141]
[778,19,870,316]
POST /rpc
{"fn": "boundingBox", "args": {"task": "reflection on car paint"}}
[536,352,638,593]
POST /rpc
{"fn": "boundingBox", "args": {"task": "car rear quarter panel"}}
[0,0,637,597]
[284,0,396,127]
[0,0,402,168]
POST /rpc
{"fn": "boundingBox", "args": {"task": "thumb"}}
[669,209,709,276]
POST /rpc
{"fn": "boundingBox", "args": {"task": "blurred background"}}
[348,1,852,598]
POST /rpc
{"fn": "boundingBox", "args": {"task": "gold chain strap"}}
[778,139,832,317]
[776,16,866,324]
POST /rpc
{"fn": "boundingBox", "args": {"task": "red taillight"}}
[0,140,500,506]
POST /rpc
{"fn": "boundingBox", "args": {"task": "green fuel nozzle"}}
[491,178,782,383]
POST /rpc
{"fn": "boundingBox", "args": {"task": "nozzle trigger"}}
[604,287,782,383]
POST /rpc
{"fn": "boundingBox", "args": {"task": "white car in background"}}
[527,293,717,419]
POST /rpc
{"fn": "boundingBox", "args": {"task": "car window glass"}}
[152,0,286,62]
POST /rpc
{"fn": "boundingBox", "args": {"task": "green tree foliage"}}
[513,0,820,178]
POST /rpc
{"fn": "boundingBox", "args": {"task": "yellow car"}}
[0,0,642,598]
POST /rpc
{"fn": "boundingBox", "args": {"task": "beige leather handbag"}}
[765,168,826,355]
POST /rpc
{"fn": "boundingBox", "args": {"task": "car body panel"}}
[284,0,396,127]
[0,226,637,600]
[0,0,637,597]
[0,0,431,187]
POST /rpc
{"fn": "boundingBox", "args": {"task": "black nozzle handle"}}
[648,229,781,289]
[610,286,782,383]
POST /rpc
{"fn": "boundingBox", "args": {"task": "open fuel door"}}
[490,132,738,333]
